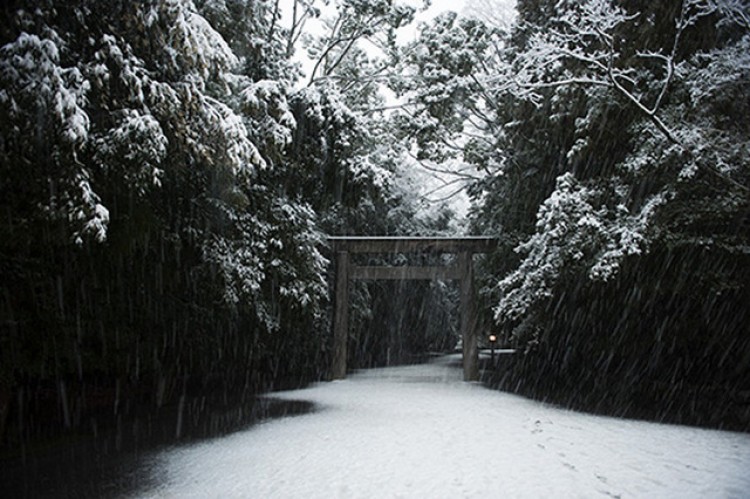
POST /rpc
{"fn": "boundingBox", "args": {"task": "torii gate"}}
[328,236,497,382]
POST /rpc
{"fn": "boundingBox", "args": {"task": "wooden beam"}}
[328,236,497,254]
[350,265,460,281]
[332,251,349,380]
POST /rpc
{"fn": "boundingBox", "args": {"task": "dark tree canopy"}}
[1,0,749,460]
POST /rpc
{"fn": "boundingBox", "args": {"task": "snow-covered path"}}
[141,355,750,498]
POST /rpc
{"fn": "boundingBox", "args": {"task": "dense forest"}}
[0,0,748,457]
[467,0,750,430]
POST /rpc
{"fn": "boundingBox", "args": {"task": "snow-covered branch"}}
[507,0,749,192]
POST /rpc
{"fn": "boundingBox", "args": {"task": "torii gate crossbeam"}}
[328,236,497,382]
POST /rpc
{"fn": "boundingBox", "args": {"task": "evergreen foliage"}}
[388,0,749,429]
[0,0,452,448]
[1,0,748,453]
[467,0,750,429]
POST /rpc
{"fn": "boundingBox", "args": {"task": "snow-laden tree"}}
[0,0,265,247]
[0,31,107,244]
[496,173,665,321]
[304,0,415,86]
[391,12,501,163]
[380,7,526,215]
[490,0,750,324]
[472,0,750,428]
[0,0,334,440]
[286,0,426,229]
[203,195,328,332]
[277,0,470,366]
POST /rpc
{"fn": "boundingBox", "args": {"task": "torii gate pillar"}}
[329,236,496,382]
[332,250,350,381]
[458,250,478,381]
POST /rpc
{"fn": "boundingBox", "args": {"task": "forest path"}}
[141,355,750,498]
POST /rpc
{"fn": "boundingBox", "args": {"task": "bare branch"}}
[362,102,420,115]
[420,176,470,199]
[417,162,482,182]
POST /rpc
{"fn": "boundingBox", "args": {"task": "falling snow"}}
[1,1,748,497]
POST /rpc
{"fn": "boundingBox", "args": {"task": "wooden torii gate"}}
[328,236,497,382]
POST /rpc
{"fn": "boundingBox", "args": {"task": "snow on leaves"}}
[0,32,89,146]
[241,79,297,161]
[491,0,750,323]
[148,0,238,84]
[203,199,328,328]
[95,110,168,192]
[294,83,393,189]
[510,0,633,106]
[269,201,328,311]
[203,213,267,306]
[495,173,664,322]
[200,94,265,173]
[0,31,105,243]
[70,171,110,245]
[0,0,336,337]
[1,1,278,245]
[393,12,498,163]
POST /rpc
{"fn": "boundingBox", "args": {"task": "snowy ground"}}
[140,355,750,498]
